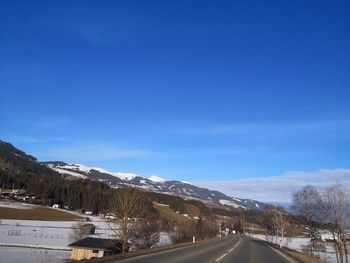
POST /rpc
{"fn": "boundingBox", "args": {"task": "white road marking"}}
[229,237,242,252]
[215,253,228,262]
[215,237,242,262]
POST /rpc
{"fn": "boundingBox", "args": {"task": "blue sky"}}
[1,1,350,201]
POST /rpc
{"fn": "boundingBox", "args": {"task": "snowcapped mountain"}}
[43,161,268,211]
[148,175,166,183]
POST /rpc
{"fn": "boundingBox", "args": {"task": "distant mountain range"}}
[42,161,268,211]
[0,139,268,211]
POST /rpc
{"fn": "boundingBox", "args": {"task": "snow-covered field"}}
[0,201,37,209]
[0,200,118,262]
[0,246,70,263]
[0,217,116,249]
[253,234,348,263]
[0,200,173,262]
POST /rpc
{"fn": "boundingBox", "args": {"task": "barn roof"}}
[68,237,122,251]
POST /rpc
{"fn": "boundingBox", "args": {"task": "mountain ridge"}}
[0,140,267,211]
[42,161,268,211]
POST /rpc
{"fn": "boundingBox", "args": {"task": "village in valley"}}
[0,178,348,263]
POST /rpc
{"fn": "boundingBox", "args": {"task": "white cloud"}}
[192,169,350,203]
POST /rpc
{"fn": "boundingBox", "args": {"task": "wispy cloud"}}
[12,117,70,130]
[168,118,350,142]
[39,144,152,162]
[192,169,350,203]
[161,148,241,158]
[0,43,44,52]
[73,25,114,44]
[5,135,66,144]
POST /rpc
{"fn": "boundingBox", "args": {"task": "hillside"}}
[42,161,267,211]
[0,140,267,218]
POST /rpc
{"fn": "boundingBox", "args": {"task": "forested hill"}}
[0,140,60,178]
[0,140,118,212]
[0,140,241,218]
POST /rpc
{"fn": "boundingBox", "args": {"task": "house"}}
[68,237,122,261]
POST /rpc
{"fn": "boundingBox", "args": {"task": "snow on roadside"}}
[153,232,172,247]
[253,234,341,263]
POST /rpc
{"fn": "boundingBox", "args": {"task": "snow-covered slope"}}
[148,175,166,183]
[43,161,268,211]
[219,199,247,210]
[46,163,137,181]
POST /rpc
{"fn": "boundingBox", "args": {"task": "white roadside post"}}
[193,236,196,243]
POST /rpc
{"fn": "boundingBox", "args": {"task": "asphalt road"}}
[113,235,300,263]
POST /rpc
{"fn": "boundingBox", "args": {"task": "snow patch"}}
[48,163,138,180]
[49,166,87,178]
[0,201,36,210]
[232,197,242,202]
[148,175,166,183]
[219,199,246,210]
[90,167,111,174]
[111,172,137,180]
[71,163,91,173]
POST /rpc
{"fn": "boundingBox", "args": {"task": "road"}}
[112,235,300,263]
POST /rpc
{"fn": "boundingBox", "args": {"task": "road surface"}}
[112,235,299,263]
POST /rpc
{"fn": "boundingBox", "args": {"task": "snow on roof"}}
[68,237,121,251]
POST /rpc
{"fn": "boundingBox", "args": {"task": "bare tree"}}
[68,222,95,242]
[203,217,219,239]
[323,184,349,263]
[234,212,246,234]
[69,222,84,242]
[108,187,146,253]
[169,221,196,244]
[292,185,323,254]
[132,219,160,249]
[271,207,288,248]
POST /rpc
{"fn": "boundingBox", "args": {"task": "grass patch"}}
[153,202,187,222]
[282,248,324,263]
[0,206,82,221]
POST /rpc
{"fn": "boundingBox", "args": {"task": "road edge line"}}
[266,243,300,263]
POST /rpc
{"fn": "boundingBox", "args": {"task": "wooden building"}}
[68,237,122,261]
